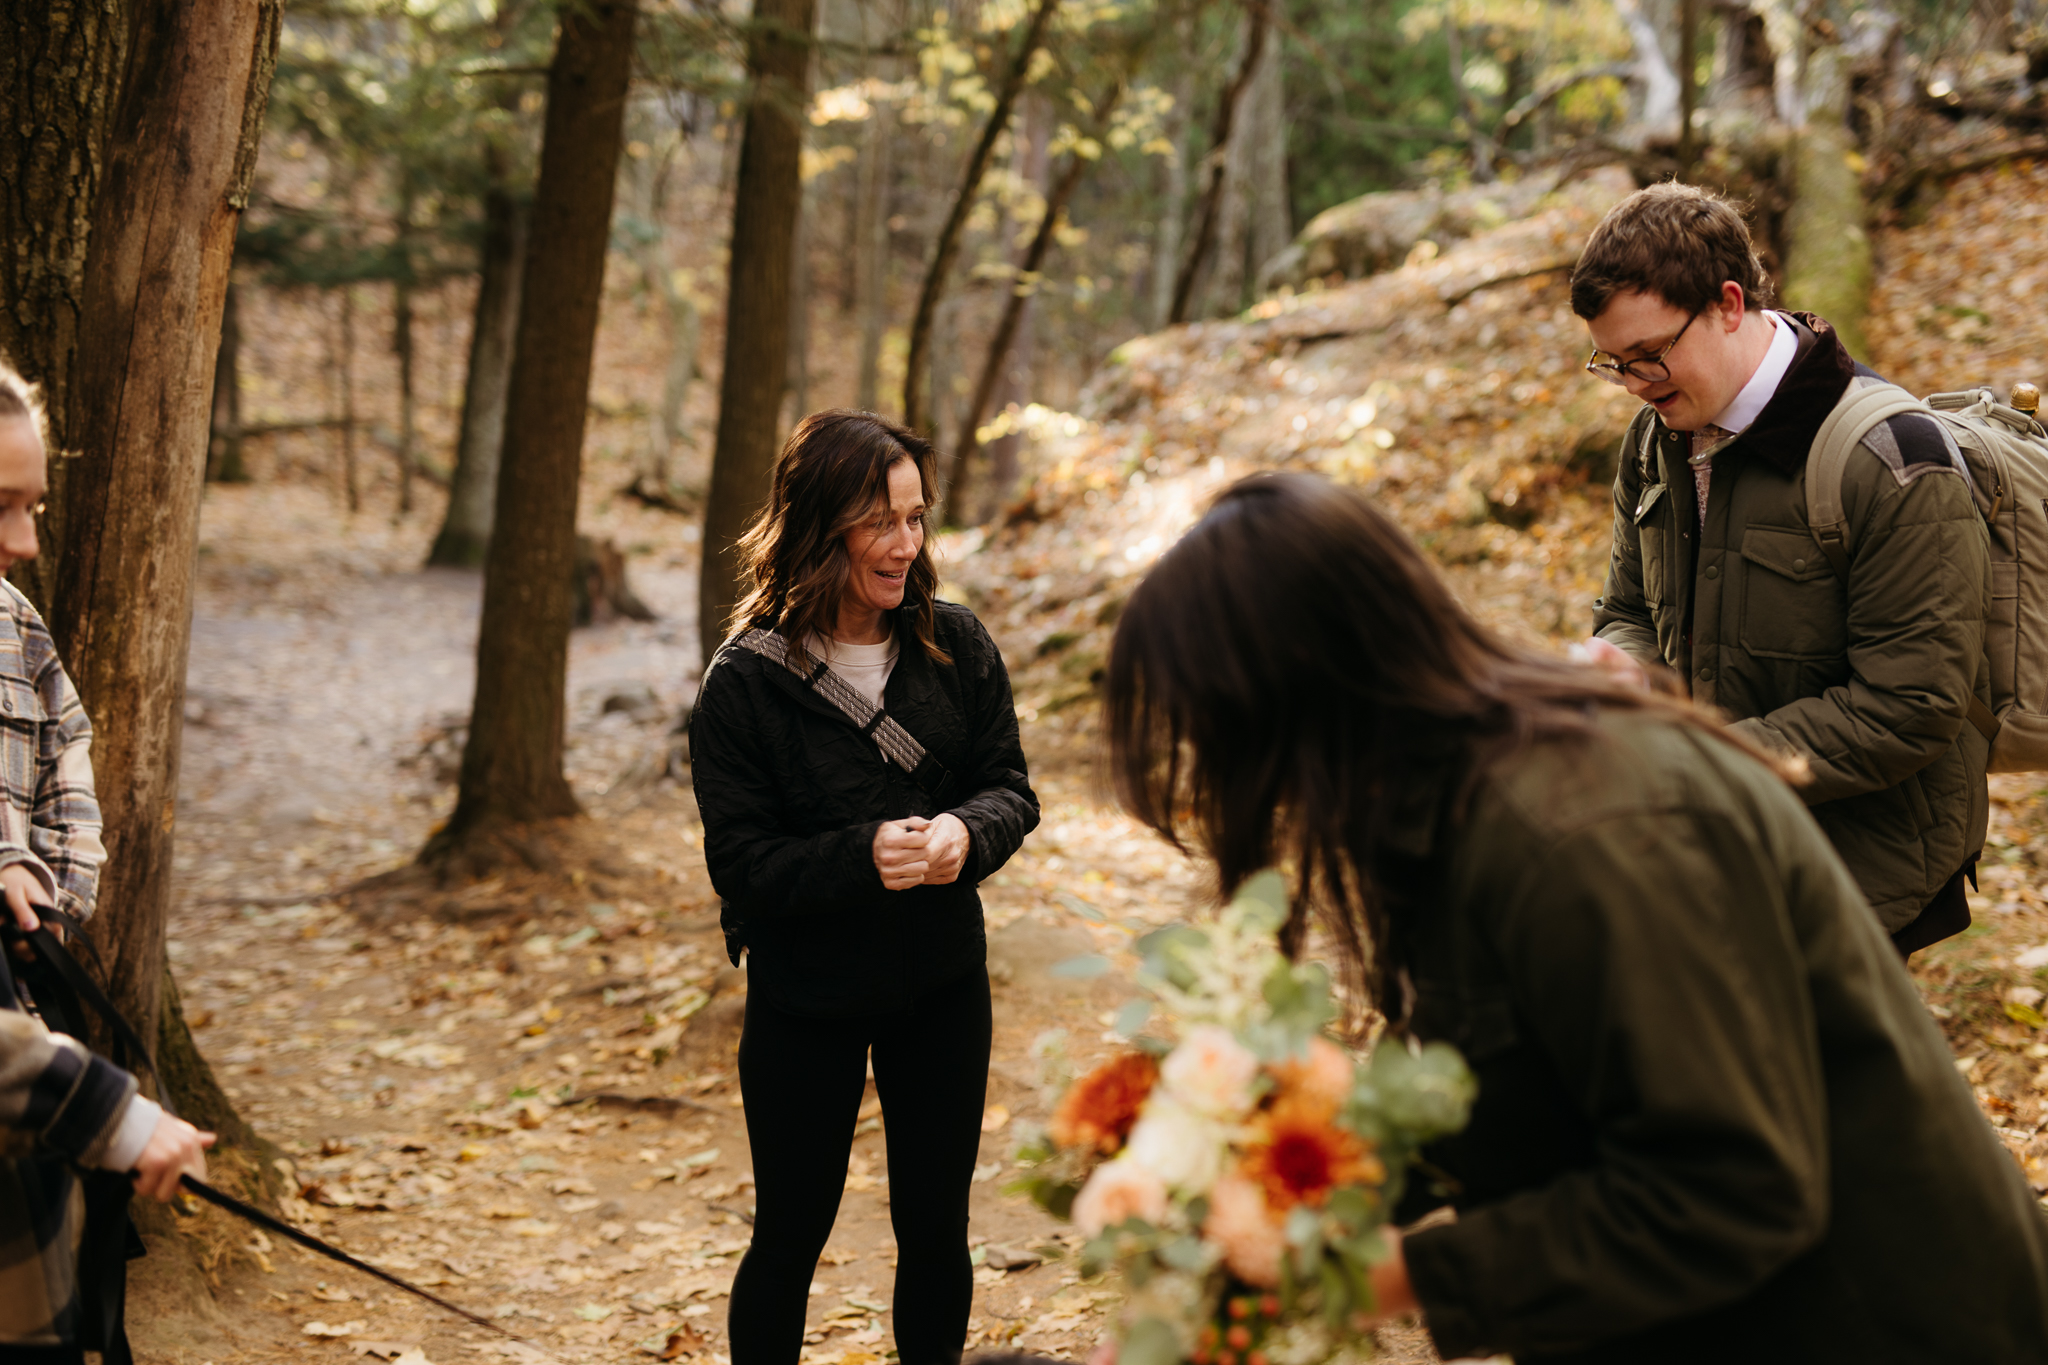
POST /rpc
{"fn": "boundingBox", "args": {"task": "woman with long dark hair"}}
[690,410,1039,1365]
[1104,472,2048,1363]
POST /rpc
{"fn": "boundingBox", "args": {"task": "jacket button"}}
[1703,565,1719,580]
[1793,557,1806,571]
[1699,666,1715,681]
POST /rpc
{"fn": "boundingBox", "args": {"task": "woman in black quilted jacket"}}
[690,410,1040,1365]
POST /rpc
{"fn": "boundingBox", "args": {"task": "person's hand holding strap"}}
[132,1111,215,1202]
[873,818,931,890]
[1,861,50,933]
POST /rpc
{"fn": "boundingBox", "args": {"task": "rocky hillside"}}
[942,164,1643,735]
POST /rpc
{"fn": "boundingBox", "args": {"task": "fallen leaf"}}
[577,1303,616,1321]
[303,1320,367,1338]
[653,1324,707,1359]
[980,1104,1010,1133]
[348,1342,421,1360]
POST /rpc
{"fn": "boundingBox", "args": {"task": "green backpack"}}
[1806,381,2048,773]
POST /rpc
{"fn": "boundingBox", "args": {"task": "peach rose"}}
[1271,1036,1355,1119]
[1202,1173,1287,1288]
[1072,1157,1171,1236]
[1159,1025,1260,1119]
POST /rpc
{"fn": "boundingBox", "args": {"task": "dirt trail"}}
[133,484,1266,1365]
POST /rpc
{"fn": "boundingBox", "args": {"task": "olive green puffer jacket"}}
[1592,314,1992,930]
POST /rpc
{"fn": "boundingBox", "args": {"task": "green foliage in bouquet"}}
[1011,872,1474,1365]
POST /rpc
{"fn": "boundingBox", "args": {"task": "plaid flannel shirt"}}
[0,579,105,919]
[0,577,117,1345]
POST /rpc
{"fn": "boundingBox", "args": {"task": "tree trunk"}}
[393,273,417,515]
[1780,38,1872,358]
[621,123,698,506]
[949,78,1128,517]
[1150,18,1194,330]
[785,164,816,426]
[2,0,281,1089]
[430,183,530,566]
[1169,2,1267,324]
[1244,32,1289,297]
[854,99,894,412]
[427,0,638,868]
[338,287,360,513]
[206,276,247,482]
[900,0,1061,434]
[973,91,1051,524]
[0,7,127,482]
[697,0,817,670]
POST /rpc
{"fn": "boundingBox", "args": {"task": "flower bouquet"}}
[1012,873,1474,1365]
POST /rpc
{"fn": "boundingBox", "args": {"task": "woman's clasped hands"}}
[871,813,971,890]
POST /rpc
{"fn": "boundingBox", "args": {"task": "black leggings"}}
[728,966,992,1365]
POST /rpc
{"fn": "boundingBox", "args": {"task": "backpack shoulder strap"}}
[1625,402,1661,483]
[1807,381,1928,576]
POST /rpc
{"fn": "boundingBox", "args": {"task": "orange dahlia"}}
[1239,1098,1384,1211]
[1050,1052,1160,1154]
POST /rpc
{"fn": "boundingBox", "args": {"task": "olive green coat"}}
[1400,709,2048,1363]
[1592,315,1991,930]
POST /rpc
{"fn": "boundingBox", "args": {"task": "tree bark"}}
[5,0,281,1079]
[899,0,1061,434]
[428,0,638,865]
[0,5,129,487]
[1169,2,1267,324]
[1244,32,1290,295]
[697,0,817,670]
[206,276,247,482]
[393,273,417,516]
[338,286,360,513]
[429,182,529,567]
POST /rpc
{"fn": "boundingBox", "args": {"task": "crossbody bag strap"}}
[736,627,953,798]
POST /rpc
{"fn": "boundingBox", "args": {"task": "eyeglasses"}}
[1584,310,1700,387]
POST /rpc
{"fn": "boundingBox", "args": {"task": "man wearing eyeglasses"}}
[1577,181,1991,957]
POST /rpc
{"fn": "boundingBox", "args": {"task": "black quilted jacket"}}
[688,601,1039,1017]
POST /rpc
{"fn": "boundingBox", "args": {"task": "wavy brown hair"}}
[0,362,46,445]
[1104,472,1776,1011]
[728,409,950,665]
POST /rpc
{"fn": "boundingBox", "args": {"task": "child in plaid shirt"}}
[0,365,211,1364]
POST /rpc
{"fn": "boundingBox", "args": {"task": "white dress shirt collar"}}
[1709,310,1796,435]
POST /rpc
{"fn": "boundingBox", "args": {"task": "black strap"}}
[0,918,560,1360]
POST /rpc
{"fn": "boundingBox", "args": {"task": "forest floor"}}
[126,156,2048,1365]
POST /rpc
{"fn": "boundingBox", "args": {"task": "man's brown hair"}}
[1570,182,1773,321]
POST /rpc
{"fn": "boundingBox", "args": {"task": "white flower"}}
[1160,1024,1260,1119]
[1123,1096,1226,1191]
[1072,1157,1170,1236]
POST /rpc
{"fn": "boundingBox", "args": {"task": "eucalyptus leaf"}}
[1050,953,1113,979]
[1120,1317,1181,1365]
[1113,998,1154,1037]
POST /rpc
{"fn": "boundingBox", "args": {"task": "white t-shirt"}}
[806,633,898,708]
